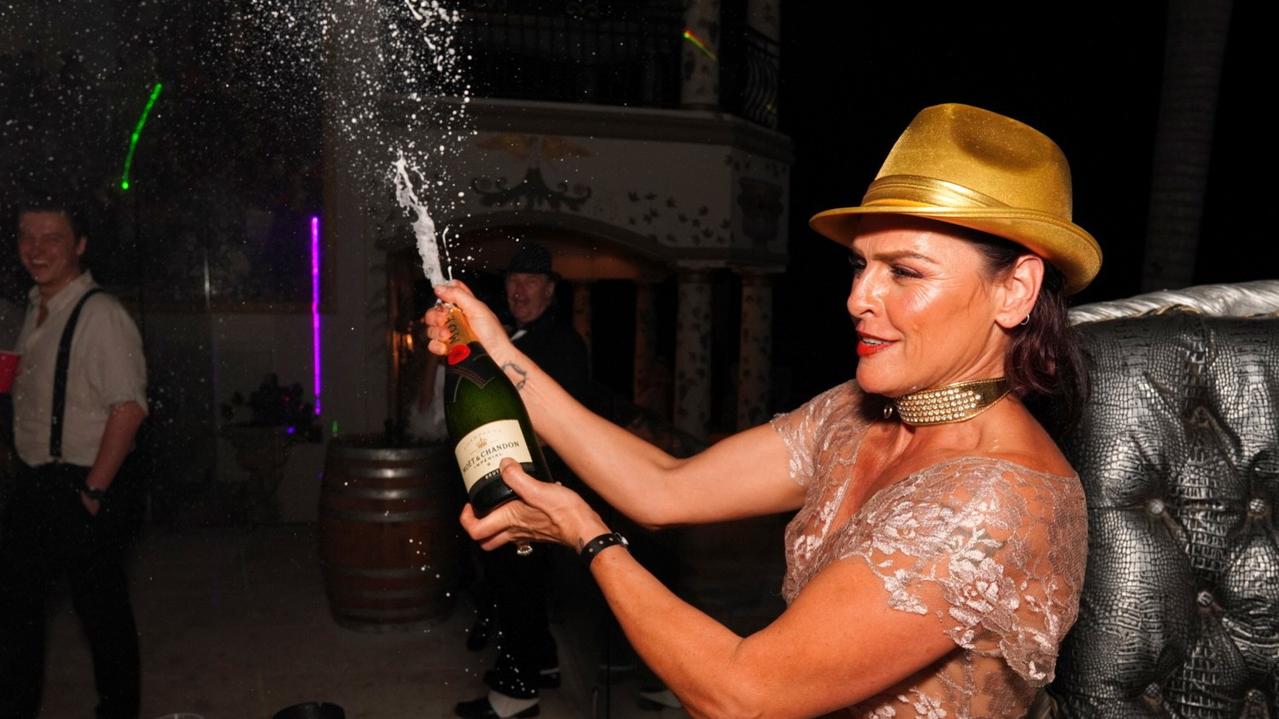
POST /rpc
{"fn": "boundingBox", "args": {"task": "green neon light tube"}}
[120,83,163,191]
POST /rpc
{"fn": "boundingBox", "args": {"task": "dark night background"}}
[775,2,1272,403]
[0,1,1271,415]
[0,3,1274,714]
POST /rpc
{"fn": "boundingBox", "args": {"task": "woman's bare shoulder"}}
[916,454,1077,487]
[968,400,1075,477]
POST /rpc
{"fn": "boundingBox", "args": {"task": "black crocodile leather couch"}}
[1049,311,1279,718]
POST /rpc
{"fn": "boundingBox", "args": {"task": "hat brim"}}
[504,269,561,281]
[809,203,1102,294]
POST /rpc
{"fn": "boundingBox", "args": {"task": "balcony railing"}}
[386,0,685,108]
[382,0,781,129]
[720,26,780,129]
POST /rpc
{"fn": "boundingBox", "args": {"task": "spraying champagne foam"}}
[394,152,448,287]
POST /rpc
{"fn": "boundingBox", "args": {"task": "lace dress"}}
[771,382,1087,718]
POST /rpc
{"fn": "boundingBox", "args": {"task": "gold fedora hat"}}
[809,103,1102,294]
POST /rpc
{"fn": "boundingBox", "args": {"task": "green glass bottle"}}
[442,305,553,517]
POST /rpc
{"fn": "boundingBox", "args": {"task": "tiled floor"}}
[39,525,693,719]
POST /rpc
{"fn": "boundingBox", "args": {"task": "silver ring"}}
[515,542,534,557]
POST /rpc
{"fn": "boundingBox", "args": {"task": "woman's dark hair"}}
[958,226,1089,432]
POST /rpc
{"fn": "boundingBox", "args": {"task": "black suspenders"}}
[49,288,103,461]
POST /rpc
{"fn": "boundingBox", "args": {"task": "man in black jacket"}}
[456,243,589,719]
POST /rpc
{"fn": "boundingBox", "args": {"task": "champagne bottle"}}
[442,305,553,517]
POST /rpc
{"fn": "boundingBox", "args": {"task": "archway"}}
[385,218,677,435]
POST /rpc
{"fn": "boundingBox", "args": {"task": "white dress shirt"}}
[12,271,148,467]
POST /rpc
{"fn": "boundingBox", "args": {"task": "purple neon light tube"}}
[311,215,322,415]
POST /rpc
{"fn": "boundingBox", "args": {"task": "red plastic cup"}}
[0,351,20,394]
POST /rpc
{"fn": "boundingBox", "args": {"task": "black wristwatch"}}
[580,531,628,567]
[81,485,107,501]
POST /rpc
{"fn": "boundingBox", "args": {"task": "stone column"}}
[680,0,721,110]
[736,271,773,429]
[674,270,713,438]
[321,0,388,435]
[633,281,661,413]
[571,281,592,354]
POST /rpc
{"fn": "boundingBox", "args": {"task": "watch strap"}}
[580,531,628,567]
[82,485,107,501]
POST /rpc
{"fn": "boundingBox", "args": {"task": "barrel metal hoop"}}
[328,465,446,480]
[320,507,447,523]
[322,486,438,500]
[328,446,443,462]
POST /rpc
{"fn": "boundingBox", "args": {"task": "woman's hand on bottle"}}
[460,458,609,552]
[424,280,511,357]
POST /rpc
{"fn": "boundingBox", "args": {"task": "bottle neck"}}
[445,305,479,348]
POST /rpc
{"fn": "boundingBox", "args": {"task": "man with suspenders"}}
[0,197,147,718]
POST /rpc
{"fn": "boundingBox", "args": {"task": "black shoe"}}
[467,616,494,652]
[483,667,560,689]
[538,668,561,689]
[454,696,540,719]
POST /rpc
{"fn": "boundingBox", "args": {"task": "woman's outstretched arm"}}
[463,461,961,718]
[426,281,805,527]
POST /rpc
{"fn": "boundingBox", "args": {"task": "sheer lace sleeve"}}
[769,382,870,488]
[839,457,1088,686]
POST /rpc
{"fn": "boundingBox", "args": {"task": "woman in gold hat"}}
[426,103,1097,718]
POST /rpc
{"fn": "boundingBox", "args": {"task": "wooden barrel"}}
[319,438,464,632]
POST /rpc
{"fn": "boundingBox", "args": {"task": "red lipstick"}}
[856,332,895,358]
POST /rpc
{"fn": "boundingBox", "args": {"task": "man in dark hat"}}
[501,242,589,399]
[456,242,590,719]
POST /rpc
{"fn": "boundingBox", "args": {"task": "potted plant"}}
[220,373,319,522]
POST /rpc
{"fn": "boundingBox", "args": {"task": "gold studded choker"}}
[887,377,1011,426]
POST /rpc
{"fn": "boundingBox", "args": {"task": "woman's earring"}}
[1019,314,1031,326]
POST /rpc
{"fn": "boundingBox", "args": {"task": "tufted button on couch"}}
[1048,293,1279,718]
